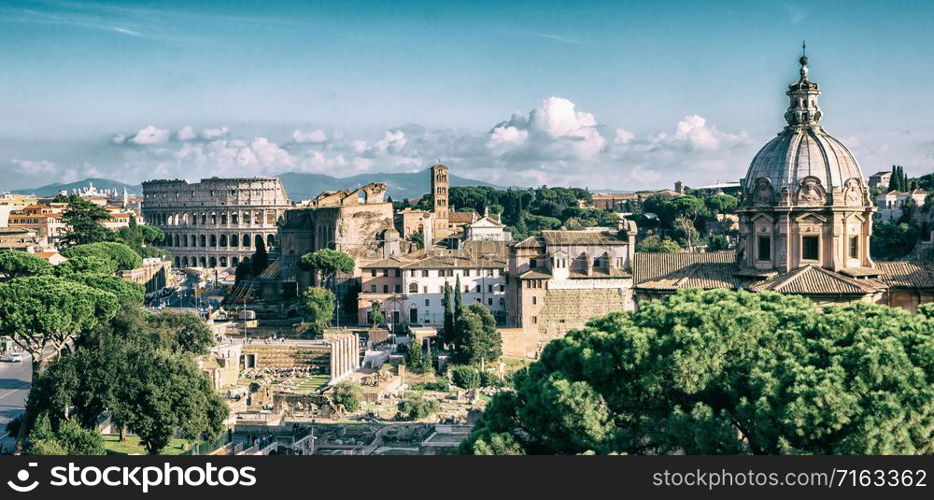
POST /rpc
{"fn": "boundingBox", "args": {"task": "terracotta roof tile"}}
[748,265,881,295]
[876,261,934,289]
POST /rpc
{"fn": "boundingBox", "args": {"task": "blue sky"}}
[0,0,932,191]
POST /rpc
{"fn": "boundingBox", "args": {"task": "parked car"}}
[8,353,22,363]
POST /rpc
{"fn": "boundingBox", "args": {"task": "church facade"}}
[634,54,934,312]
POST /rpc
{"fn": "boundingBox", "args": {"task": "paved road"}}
[0,353,31,453]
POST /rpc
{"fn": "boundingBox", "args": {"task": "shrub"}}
[333,382,364,412]
[398,395,441,421]
[451,365,481,389]
[480,371,504,388]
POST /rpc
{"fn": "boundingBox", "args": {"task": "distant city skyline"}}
[1,0,932,191]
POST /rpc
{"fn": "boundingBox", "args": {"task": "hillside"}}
[7,168,501,201]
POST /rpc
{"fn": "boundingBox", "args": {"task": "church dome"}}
[742,54,867,206]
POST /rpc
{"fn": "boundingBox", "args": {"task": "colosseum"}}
[141,177,291,269]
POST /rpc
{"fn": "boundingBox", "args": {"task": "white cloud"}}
[291,129,328,144]
[176,126,197,141]
[201,126,229,140]
[72,102,752,191]
[124,125,171,145]
[614,128,635,145]
[486,97,606,160]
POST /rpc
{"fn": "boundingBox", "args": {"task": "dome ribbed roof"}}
[744,127,863,195]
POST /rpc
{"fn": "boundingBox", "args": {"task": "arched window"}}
[174,257,180,267]
[409,283,418,293]
[190,235,196,247]
[210,235,217,247]
[220,256,228,267]
[232,257,239,266]
[181,257,189,267]
[199,256,207,267]
[255,234,263,248]
[242,234,250,248]
[220,234,227,247]
[199,234,206,247]
[209,257,217,268]
[267,234,275,249]
[231,234,239,247]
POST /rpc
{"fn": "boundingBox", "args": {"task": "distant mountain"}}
[7,169,502,201]
[277,169,502,201]
[11,178,142,197]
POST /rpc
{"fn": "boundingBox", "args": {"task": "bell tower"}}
[431,163,449,232]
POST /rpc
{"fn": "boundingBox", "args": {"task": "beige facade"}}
[506,221,637,346]
[141,177,290,269]
[278,183,395,294]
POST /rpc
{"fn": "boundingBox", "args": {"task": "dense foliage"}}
[26,307,225,454]
[462,289,933,455]
[451,302,502,365]
[61,242,142,271]
[297,249,355,288]
[0,250,52,279]
[300,287,336,336]
[332,382,364,412]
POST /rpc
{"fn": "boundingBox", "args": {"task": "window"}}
[395,285,402,293]
[488,285,493,293]
[464,269,471,277]
[488,298,493,305]
[532,316,538,324]
[382,269,389,277]
[532,296,537,305]
[370,285,376,293]
[529,259,537,269]
[802,235,819,260]
[370,269,377,277]
[395,269,401,277]
[421,270,429,277]
[383,285,389,293]
[757,235,771,261]
[849,236,859,259]
[409,283,418,293]
[425,299,430,306]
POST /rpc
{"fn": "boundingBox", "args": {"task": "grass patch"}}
[294,374,331,392]
[103,435,191,455]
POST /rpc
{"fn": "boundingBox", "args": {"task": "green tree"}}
[297,249,355,289]
[397,394,441,421]
[61,242,142,271]
[27,306,223,450]
[332,382,364,412]
[705,193,739,214]
[871,220,919,260]
[24,413,102,455]
[60,196,114,247]
[368,301,385,327]
[451,365,481,389]
[116,351,227,454]
[301,287,336,336]
[66,274,145,305]
[462,289,934,455]
[636,234,682,253]
[442,281,454,345]
[452,303,502,365]
[0,250,52,279]
[405,338,432,374]
[55,255,119,276]
[0,276,119,447]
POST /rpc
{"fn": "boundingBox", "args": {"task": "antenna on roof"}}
[802,40,806,57]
